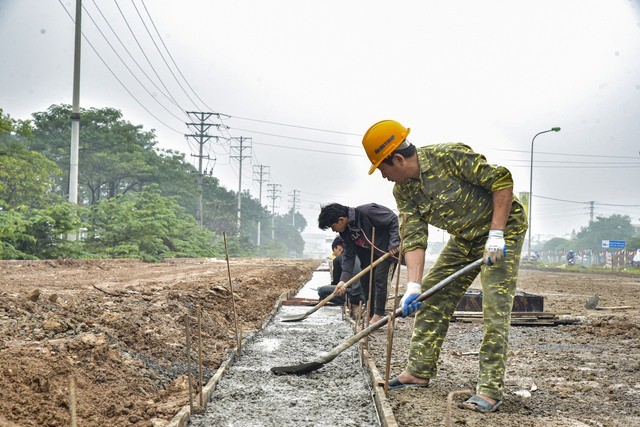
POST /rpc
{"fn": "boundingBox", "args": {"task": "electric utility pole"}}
[67,0,82,241]
[185,111,226,227]
[267,183,281,240]
[253,165,270,245]
[230,137,252,236]
[289,190,300,227]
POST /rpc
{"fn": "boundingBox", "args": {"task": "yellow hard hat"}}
[362,120,411,175]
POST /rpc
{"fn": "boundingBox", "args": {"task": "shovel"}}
[271,258,483,375]
[585,294,633,310]
[281,251,393,323]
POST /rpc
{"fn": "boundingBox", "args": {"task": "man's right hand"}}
[400,281,422,317]
[334,281,346,296]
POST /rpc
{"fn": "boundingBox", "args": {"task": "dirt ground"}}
[0,258,320,427]
[1,259,639,427]
[368,266,640,427]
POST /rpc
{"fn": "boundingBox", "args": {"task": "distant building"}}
[302,232,333,260]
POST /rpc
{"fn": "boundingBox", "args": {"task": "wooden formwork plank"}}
[167,290,295,427]
[362,349,399,427]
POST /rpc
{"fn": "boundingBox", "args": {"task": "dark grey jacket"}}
[339,203,400,283]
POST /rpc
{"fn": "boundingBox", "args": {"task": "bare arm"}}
[404,248,426,284]
[490,187,513,231]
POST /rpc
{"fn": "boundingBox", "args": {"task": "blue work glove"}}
[400,281,423,317]
[484,229,507,265]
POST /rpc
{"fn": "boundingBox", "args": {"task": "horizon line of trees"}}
[535,213,640,255]
[0,105,307,261]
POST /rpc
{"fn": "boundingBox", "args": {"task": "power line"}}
[226,115,360,136]
[251,141,363,157]
[140,0,213,113]
[57,0,184,134]
[89,0,180,112]
[505,158,640,165]
[510,164,639,169]
[130,0,200,110]
[112,0,184,110]
[228,127,361,148]
[82,2,186,122]
[535,194,640,207]
[496,148,634,159]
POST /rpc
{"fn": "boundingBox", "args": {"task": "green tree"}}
[15,104,308,259]
[29,105,158,203]
[0,204,85,260]
[150,148,199,209]
[542,237,571,252]
[0,141,62,209]
[575,214,634,252]
[85,187,215,261]
[0,108,32,143]
[0,209,32,259]
[273,214,305,257]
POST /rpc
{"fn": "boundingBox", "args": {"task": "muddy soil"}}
[368,266,640,427]
[0,258,320,427]
[2,259,639,427]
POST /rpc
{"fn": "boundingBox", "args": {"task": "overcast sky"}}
[1,0,639,247]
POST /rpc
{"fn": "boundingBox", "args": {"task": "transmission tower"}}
[267,183,282,240]
[289,189,300,227]
[185,111,227,227]
[230,137,252,236]
[253,165,270,245]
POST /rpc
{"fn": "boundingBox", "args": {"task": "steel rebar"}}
[223,232,241,352]
[384,217,405,396]
[185,315,194,414]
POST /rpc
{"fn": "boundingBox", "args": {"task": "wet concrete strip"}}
[186,270,385,426]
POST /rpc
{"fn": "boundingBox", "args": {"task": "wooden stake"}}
[197,304,204,408]
[223,232,241,352]
[384,216,406,397]
[356,302,363,365]
[69,375,77,427]
[364,227,376,348]
[185,315,194,414]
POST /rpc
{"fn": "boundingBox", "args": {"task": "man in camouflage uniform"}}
[361,120,527,413]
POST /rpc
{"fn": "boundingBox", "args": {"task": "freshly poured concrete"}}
[189,269,381,426]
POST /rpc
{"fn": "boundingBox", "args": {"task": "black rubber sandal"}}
[461,395,503,413]
[388,377,429,390]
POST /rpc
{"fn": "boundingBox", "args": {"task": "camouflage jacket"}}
[393,143,528,253]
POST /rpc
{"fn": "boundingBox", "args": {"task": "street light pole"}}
[528,127,561,260]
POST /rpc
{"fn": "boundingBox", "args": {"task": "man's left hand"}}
[484,230,506,265]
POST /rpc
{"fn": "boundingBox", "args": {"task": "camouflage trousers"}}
[406,230,525,400]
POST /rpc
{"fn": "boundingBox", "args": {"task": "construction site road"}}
[0,258,320,427]
[1,258,639,426]
[369,265,640,427]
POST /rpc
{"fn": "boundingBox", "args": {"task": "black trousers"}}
[317,285,364,306]
[359,257,393,317]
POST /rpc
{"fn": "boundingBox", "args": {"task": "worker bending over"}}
[362,119,527,413]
